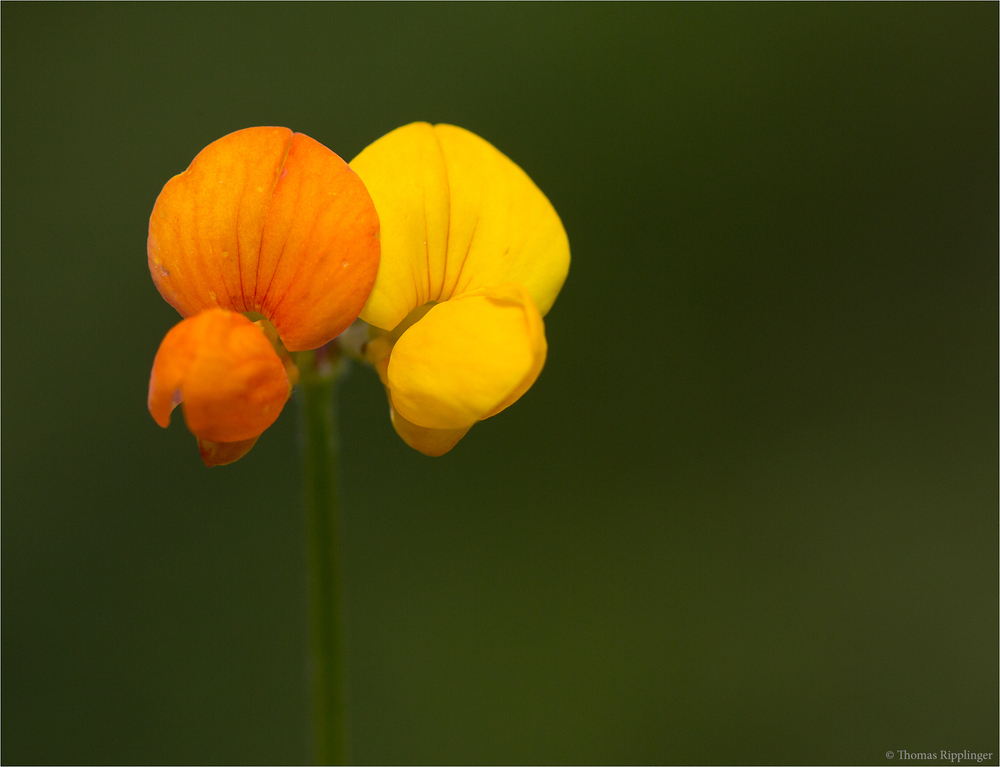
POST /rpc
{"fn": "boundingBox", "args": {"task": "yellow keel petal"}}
[386,283,547,430]
[389,405,471,457]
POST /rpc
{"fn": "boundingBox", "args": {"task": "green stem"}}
[297,346,349,766]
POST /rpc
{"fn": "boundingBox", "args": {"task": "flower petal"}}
[148,308,290,443]
[432,124,570,317]
[348,122,450,330]
[196,435,261,468]
[388,404,471,457]
[148,127,380,351]
[350,123,570,330]
[364,332,472,456]
[257,132,381,350]
[148,127,291,318]
[386,283,547,430]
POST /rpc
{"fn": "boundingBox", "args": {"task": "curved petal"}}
[148,127,380,351]
[386,283,547,430]
[432,124,570,317]
[257,133,381,350]
[350,123,570,328]
[348,122,450,330]
[364,333,472,456]
[148,127,291,317]
[389,405,471,457]
[148,308,290,443]
[197,435,261,468]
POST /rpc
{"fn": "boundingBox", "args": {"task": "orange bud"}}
[148,308,290,445]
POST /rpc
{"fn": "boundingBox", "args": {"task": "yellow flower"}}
[350,123,570,455]
[147,127,380,465]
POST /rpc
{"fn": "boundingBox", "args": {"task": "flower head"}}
[147,127,380,465]
[349,123,569,455]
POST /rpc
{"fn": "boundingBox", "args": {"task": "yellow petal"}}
[432,124,569,317]
[365,331,471,456]
[350,123,569,328]
[388,404,471,457]
[348,122,450,330]
[386,283,547,430]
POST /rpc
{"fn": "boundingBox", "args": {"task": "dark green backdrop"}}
[3,4,997,765]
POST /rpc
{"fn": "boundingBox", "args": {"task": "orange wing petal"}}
[148,308,290,443]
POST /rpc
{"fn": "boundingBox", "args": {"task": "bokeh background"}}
[3,4,997,765]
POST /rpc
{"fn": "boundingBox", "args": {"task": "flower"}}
[147,127,380,465]
[349,123,570,456]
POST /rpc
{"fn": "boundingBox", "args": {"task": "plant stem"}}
[297,346,349,766]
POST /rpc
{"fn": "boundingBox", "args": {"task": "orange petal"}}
[147,128,380,351]
[197,435,261,467]
[257,133,381,351]
[148,308,290,443]
[148,127,292,317]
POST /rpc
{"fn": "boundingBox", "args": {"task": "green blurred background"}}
[3,4,997,765]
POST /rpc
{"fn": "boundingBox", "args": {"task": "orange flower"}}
[147,127,380,465]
